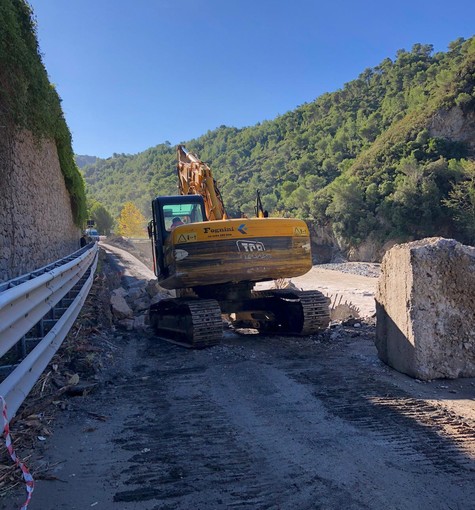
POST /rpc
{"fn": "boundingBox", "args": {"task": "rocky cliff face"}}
[308,222,390,263]
[429,106,475,155]
[0,129,80,282]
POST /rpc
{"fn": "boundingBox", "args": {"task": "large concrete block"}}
[375,238,475,380]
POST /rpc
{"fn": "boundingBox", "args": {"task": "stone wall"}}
[0,129,81,282]
[375,238,475,380]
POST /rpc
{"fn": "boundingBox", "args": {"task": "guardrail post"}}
[37,319,44,337]
[17,336,27,358]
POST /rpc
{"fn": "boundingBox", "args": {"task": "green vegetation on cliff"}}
[0,0,87,226]
[84,37,475,252]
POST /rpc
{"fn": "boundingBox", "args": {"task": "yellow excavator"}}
[148,146,330,348]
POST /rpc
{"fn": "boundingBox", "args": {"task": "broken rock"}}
[146,279,162,297]
[131,296,151,312]
[150,291,171,305]
[133,314,148,330]
[110,290,133,320]
[127,286,147,301]
[117,318,135,331]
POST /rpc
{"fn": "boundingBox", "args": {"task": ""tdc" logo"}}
[236,240,265,252]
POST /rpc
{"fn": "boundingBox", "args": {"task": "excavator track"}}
[296,290,331,334]
[231,289,330,335]
[150,298,222,349]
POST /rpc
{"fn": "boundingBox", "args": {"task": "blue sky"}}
[28,0,475,158]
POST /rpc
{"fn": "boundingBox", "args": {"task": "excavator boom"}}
[176,145,228,221]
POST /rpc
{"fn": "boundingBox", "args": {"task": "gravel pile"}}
[319,262,381,278]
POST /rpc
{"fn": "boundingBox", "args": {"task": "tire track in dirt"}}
[109,338,364,510]
[106,333,474,509]
[292,366,475,475]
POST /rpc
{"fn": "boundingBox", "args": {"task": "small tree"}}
[443,160,475,243]
[88,200,114,235]
[117,202,147,238]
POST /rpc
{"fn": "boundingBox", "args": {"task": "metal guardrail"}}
[0,243,99,418]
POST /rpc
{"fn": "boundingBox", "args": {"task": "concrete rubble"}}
[375,237,475,380]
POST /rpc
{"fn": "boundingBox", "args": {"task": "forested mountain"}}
[83,37,475,259]
[76,155,98,168]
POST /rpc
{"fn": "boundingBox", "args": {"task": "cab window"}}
[162,203,204,231]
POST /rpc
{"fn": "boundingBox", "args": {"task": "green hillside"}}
[83,37,475,256]
[76,155,98,168]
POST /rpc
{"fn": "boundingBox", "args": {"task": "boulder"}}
[113,286,127,297]
[375,238,475,380]
[150,291,172,305]
[127,286,147,301]
[110,289,133,320]
[145,279,162,297]
[132,296,151,312]
[117,318,134,331]
[133,314,148,330]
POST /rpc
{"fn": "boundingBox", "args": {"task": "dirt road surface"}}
[257,265,378,318]
[3,247,474,510]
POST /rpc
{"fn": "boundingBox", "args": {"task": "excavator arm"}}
[176,145,228,221]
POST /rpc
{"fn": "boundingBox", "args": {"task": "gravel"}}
[318,262,381,278]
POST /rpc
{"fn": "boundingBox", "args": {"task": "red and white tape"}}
[1,396,34,510]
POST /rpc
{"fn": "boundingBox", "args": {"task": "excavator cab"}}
[149,195,207,279]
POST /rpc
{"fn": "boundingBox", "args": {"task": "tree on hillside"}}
[324,176,374,244]
[88,200,114,235]
[444,160,475,243]
[117,202,147,237]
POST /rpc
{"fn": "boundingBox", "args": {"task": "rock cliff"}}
[429,106,475,155]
